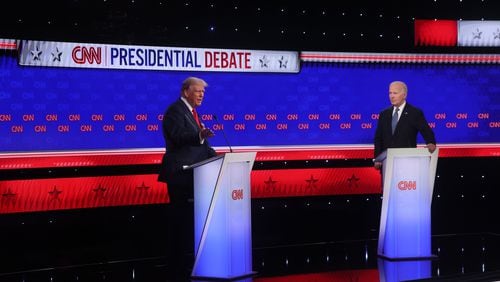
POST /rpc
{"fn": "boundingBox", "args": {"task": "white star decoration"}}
[30,46,42,61]
[259,55,269,68]
[493,28,500,40]
[278,56,288,68]
[51,47,63,62]
[472,28,482,39]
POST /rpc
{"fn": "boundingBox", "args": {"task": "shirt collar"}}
[394,101,406,113]
[181,97,194,112]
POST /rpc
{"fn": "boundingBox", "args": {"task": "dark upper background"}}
[1,0,499,53]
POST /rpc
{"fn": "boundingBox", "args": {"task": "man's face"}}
[184,83,205,108]
[389,83,407,107]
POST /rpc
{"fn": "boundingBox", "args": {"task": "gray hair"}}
[390,81,408,94]
[181,77,208,93]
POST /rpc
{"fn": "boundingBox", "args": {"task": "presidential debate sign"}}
[19,40,299,73]
[1,40,499,152]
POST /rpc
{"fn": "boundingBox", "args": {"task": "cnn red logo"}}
[398,180,416,191]
[231,189,243,200]
[72,46,102,64]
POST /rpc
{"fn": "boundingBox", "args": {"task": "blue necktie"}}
[391,107,399,134]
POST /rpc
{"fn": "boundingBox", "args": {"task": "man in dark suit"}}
[374,81,436,170]
[158,76,217,279]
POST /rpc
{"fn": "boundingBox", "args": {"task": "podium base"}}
[377,253,438,261]
[191,271,257,281]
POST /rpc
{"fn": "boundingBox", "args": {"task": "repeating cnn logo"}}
[398,180,417,191]
[231,189,244,200]
[72,46,102,64]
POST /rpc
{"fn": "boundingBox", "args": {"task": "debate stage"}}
[1,210,500,282]
[1,147,499,281]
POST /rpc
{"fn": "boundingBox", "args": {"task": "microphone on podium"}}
[213,115,233,153]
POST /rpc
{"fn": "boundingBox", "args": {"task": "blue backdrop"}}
[0,54,498,152]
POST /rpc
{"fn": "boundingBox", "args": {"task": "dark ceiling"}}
[1,0,500,53]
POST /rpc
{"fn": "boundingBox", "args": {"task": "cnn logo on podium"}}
[231,189,244,200]
[398,180,417,191]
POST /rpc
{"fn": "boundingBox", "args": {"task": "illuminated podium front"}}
[187,152,256,280]
[377,148,439,260]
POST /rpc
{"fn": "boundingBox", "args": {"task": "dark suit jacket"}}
[374,102,436,159]
[158,98,217,187]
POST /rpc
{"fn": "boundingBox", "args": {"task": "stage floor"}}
[1,233,500,282]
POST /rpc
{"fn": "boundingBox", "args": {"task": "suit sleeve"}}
[207,145,217,158]
[163,105,201,147]
[415,109,436,145]
[374,118,383,159]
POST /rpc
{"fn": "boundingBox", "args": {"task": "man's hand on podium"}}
[374,161,382,170]
[426,143,437,154]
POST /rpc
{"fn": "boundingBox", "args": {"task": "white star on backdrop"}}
[278,56,288,68]
[30,46,42,61]
[493,28,500,40]
[259,55,269,68]
[472,28,482,39]
[51,47,63,62]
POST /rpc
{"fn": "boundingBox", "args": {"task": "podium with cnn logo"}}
[187,152,256,280]
[376,148,439,260]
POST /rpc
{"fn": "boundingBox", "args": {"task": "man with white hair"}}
[374,81,436,170]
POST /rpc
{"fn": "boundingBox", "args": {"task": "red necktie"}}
[192,108,201,128]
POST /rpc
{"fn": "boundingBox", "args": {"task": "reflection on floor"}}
[1,233,500,282]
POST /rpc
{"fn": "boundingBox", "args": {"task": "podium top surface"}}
[183,152,257,170]
[375,148,439,162]
[183,155,224,170]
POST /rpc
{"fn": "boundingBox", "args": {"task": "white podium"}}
[376,148,439,260]
[187,152,256,280]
